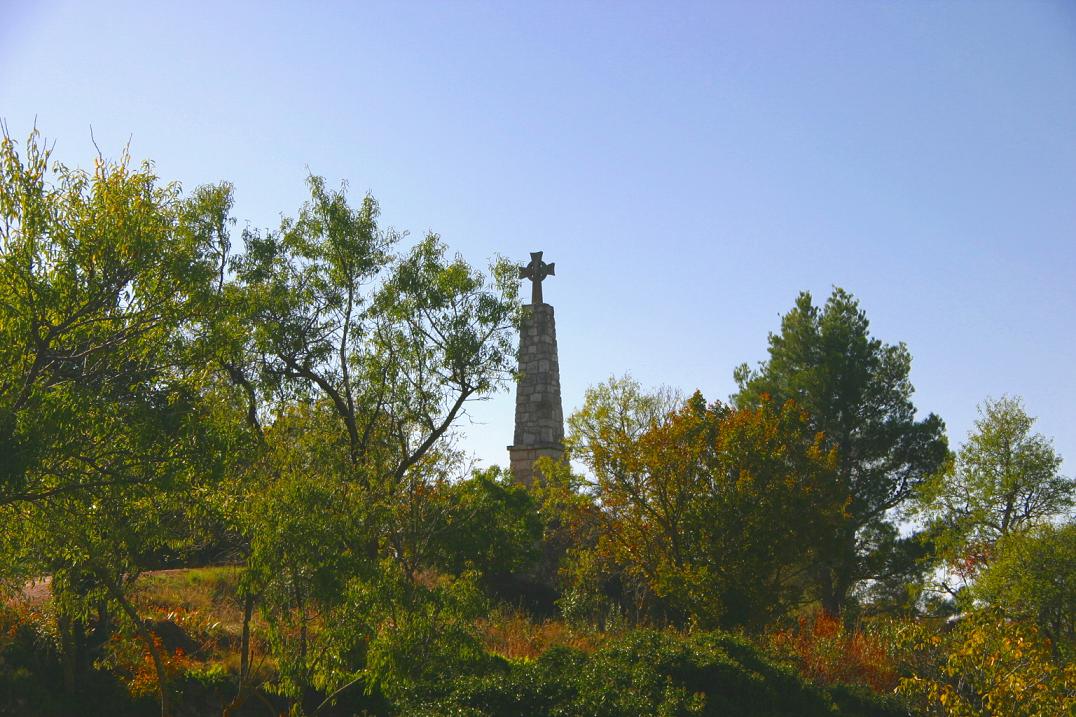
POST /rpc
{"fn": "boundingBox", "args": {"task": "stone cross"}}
[519,251,555,304]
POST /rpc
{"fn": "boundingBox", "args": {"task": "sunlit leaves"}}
[570,377,842,629]
[897,612,1076,716]
[917,396,1072,588]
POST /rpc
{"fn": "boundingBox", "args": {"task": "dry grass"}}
[134,567,245,629]
[766,612,900,693]
[477,608,603,660]
[130,566,264,665]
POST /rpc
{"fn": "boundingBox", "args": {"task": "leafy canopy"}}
[733,288,949,614]
[917,395,1072,575]
[569,376,842,629]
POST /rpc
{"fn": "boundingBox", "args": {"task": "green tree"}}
[236,402,370,706]
[230,178,519,487]
[0,129,233,507]
[733,288,949,616]
[566,375,682,486]
[0,128,245,717]
[221,175,522,711]
[974,523,1076,656]
[431,467,542,584]
[917,396,1072,588]
[564,376,684,622]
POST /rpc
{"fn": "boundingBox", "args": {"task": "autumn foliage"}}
[575,386,844,629]
[767,612,899,693]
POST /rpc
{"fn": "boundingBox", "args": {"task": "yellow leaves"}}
[898,614,1075,717]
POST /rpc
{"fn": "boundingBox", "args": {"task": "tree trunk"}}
[101,574,170,717]
[817,568,842,617]
[224,592,256,717]
[239,592,254,683]
[57,613,77,695]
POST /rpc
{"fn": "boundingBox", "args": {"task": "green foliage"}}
[566,375,683,480]
[212,170,521,710]
[733,288,949,615]
[0,128,236,504]
[529,457,603,616]
[5,128,1073,717]
[0,128,253,716]
[0,129,522,714]
[974,522,1076,655]
[230,180,520,480]
[916,396,1072,591]
[854,521,937,616]
[405,629,906,717]
[431,467,542,581]
[360,569,496,702]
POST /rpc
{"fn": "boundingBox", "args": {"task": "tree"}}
[0,128,245,716]
[430,467,542,585]
[0,129,234,507]
[570,376,842,629]
[917,396,1072,585]
[974,523,1076,656]
[897,610,1076,716]
[733,288,949,616]
[230,178,519,489]
[221,175,522,711]
[566,375,682,487]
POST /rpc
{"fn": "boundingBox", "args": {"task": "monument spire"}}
[508,251,565,486]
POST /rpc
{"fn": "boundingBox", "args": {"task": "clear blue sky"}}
[3,1,1074,474]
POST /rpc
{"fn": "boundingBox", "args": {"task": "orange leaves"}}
[767,612,899,693]
[477,609,600,661]
[104,629,196,697]
[582,387,845,629]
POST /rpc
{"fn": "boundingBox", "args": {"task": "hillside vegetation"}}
[1,130,1073,715]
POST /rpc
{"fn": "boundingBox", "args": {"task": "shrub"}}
[766,612,900,693]
[404,628,906,716]
[0,603,148,716]
[897,611,1076,716]
[973,523,1076,657]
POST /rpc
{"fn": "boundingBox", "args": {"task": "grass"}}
[135,567,243,623]
[127,567,257,677]
[477,608,609,660]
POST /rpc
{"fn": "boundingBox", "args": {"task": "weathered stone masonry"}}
[508,254,565,485]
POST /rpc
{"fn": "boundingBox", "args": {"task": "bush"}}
[403,628,906,716]
[0,603,150,717]
[766,612,900,693]
[973,523,1076,657]
[897,611,1076,716]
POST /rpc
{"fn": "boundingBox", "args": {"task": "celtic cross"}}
[519,251,555,304]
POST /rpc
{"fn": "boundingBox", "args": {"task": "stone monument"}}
[508,251,565,486]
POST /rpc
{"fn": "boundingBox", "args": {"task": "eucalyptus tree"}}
[222,176,521,710]
[0,128,245,716]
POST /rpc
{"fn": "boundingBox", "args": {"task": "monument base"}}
[507,444,564,487]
